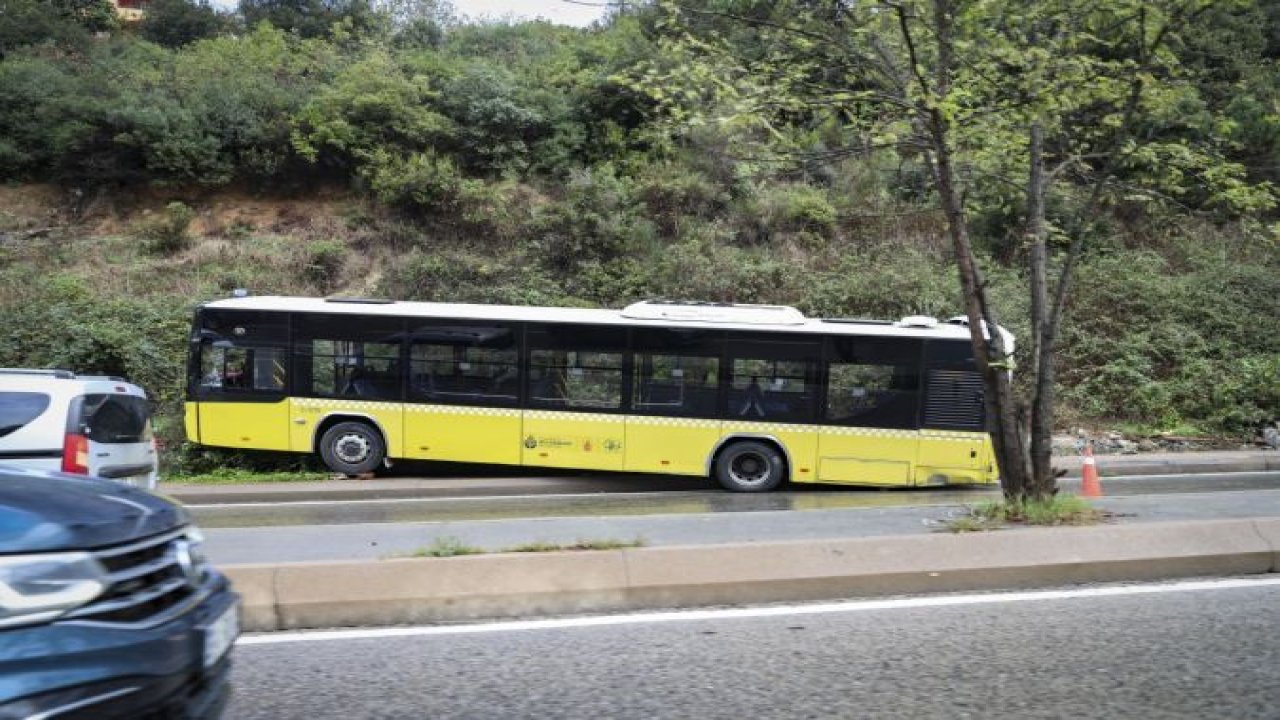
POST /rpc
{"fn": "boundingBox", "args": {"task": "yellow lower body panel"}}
[625,416,722,475]
[404,406,521,465]
[192,399,291,451]
[522,411,625,471]
[914,430,997,485]
[816,428,919,486]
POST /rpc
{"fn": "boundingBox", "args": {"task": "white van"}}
[0,369,158,490]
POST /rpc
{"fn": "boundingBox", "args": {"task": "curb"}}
[225,517,1280,632]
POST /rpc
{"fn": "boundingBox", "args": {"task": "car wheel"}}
[319,421,385,476]
[714,440,785,492]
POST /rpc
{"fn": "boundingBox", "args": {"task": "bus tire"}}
[714,441,785,492]
[319,421,385,476]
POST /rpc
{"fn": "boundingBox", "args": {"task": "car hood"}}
[0,467,188,553]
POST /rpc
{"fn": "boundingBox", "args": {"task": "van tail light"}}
[61,433,90,475]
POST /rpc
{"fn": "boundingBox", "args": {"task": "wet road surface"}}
[187,471,1280,529]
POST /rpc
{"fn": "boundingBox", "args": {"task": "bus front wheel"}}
[714,441,785,492]
[319,421,385,476]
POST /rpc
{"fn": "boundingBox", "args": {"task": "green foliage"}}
[303,239,346,290]
[531,164,654,271]
[0,0,117,50]
[166,469,329,484]
[0,279,191,423]
[364,150,464,215]
[410,536,484,558]
[1057,237,1280,432]
[291,51,452,171]
[139,0,231,48]
[238,0,383,39]
[137,201,197,255]
[948,496,1104,532]
[737,183,838,244]
[505,537,647,552]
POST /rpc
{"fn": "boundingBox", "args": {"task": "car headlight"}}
[0,552,108,629]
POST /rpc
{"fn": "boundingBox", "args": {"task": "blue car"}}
[0,466,237,719]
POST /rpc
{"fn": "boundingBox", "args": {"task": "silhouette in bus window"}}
[342,367,376,397]
[739,376,767,417]
[223,360,246,388]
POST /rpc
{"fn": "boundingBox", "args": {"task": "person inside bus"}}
[739,376,767,417]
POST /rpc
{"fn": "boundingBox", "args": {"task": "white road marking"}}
[237,576,1280,646]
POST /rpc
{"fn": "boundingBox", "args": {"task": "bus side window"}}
[633,354,718,417]
[825,337,922,429]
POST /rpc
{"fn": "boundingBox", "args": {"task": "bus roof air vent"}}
[324,296,396,305]
[896,315,939,328]
[621,300,807,325]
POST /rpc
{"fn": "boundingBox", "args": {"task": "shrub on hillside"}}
[137,202,196,255]
[531,164,656,271]
[734,183,838,245]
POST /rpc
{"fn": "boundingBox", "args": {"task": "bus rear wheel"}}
[714,441,785,492]
[319,421,385,476]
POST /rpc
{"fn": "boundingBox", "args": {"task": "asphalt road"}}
[225,577,1280,719]
[198,481,1280,565]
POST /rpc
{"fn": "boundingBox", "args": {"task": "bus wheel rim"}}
[729,452,768,486]
[335,433,370,464]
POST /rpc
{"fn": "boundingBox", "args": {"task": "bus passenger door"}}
[522,327,628,472]
[626,351,723,476]
[401,321,524,465]
[817,342,923,486]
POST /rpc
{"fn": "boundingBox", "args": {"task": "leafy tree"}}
[139,0,231,47]
[632,0,1277,503]
[0,0,118,54]
[238,0,381,39]
[291,50,453,173]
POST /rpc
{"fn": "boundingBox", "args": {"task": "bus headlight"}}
[0,552,108,628]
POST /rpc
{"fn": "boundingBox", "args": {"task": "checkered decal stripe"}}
[293,398,401,413]
[289,398,988,442]
[627,416,720,429]
[408,405,521,418]
[525,410,624,424]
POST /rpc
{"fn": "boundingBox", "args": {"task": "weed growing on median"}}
[396,536,647,559]
[411,537,485,558]
[505,537,647,553]
[945,495,1105,533]
[165,469,330,485]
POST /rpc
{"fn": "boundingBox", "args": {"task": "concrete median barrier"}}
[225,518,1280,632]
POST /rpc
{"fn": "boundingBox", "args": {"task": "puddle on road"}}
[192,487,998,528]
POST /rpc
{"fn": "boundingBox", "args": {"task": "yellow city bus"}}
[184,296,1006,492]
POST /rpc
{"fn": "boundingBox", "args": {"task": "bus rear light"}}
[61,433,90,475]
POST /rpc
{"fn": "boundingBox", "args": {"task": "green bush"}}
[365,150,464,215]
[137,202,197,255]
[303,239,347,290]
[530,164,656,272]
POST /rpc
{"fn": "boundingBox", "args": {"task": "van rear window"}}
[79,394,151,444]
[0,392,51,438]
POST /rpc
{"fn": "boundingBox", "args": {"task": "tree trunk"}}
[1026,124,1056,501]
[927,0,1031,503]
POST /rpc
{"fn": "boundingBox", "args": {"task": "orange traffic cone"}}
[1080,444,1103,498]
